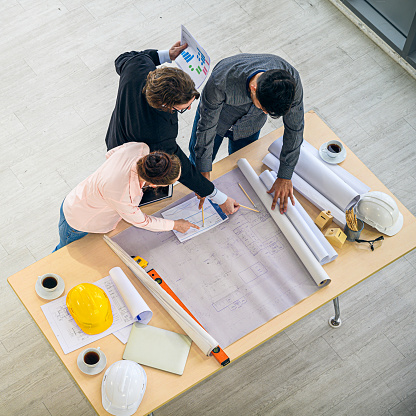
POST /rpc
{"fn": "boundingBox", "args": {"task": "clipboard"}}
[123,322,192,375]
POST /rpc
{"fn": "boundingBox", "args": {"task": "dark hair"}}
[256,70,296,118]
[143,67,200,111]
[136,152,181,185]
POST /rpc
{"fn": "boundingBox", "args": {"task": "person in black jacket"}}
[105,42,239,215]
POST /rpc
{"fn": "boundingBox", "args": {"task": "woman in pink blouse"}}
[54,142,198,251]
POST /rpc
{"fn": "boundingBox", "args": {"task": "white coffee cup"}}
[324,140,344,158]
[82,347,103,368]
[38,273,60,292]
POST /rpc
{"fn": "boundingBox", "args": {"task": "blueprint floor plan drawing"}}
[112,168,324,348]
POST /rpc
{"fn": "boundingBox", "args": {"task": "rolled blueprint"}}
[263,153,346,227]
[259,170,337,265]
[238,158,331,287]
[104,236,219,356]
[269,140,360,211]
[109,267,153,324]
[301,140,370,195]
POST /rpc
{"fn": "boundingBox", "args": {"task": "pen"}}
[202,205,205,227]
[238,183,257,208]
[239,204,260,213]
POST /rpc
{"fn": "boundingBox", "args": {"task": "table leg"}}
[328,297,342,328]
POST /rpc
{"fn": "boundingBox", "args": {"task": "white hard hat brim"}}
[382,211,403,236]
[102,394,141,416]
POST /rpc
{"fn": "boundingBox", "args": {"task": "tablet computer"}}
[139,184,173,207]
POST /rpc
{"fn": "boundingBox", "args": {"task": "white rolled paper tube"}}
[259,170,330,264]
[238,158,331,287]
[262,153,346,227]
[301,140,370,195]
[103,237,219,356]
[109,267,153,324]
[264,170,338,265]
[268,140,359,211]
[127,263,218,356]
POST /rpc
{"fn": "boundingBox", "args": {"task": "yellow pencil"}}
[239,204,260,213]
[238,183,257,208]
[202,205,205,227]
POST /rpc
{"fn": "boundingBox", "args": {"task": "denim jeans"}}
[188,105,261,166]
[53,200,88,252]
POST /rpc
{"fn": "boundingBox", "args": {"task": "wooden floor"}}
[1,0,415,415]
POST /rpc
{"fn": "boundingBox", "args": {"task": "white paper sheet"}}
[109,267,152,323]
[175,25,210,89]
[113,324,133,344]
[110,167,330,349]
[41,276,138,354]
[161,197,227,242]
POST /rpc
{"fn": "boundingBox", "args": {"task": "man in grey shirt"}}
[189,53,304,214]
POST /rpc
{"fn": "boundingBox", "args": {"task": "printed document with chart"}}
[175,25,210,88]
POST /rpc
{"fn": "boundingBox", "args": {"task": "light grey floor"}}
[1,1,415,415]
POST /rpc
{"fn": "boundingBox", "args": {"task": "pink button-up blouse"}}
[63,142,175,233]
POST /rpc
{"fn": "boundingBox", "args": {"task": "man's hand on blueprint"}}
[268,178,295,214]
[220,197,240,215]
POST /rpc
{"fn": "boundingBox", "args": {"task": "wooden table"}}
[8,112,416,416]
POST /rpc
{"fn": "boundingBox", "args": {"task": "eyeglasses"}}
[355,236,384,251]
[173,106,189,114]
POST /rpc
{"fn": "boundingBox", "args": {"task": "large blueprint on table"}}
[112,167,329,348]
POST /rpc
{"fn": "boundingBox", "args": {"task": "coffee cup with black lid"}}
[324,140,344,158]
[38,273,59,292]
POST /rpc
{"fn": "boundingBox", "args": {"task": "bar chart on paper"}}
[175,25,210,88]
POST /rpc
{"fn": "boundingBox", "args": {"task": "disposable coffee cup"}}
[38,273,59,292]
[82,347,102,368]
[325,140,343,158]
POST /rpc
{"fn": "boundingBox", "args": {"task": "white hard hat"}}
[355,191,403,236]
[101,360,147,416]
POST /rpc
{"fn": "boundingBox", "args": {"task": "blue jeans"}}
[188,105,261,166]
[53,201,88,252]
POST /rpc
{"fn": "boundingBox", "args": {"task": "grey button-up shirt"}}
[195,53,304,179]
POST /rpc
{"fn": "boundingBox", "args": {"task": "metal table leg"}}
[328,297,342,328]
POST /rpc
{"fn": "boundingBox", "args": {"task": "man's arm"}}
[154,138,215,197]
[156,138,238,215]
[115,50,161,76]
[268,79,304,214]
[278,81,304,180]
[193,77,226,173]
[114,42,187,76]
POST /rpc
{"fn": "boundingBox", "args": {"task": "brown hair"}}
[143,67,200,111]
[136,151,181,185]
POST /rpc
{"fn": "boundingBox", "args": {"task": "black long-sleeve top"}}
[105,49,214,197]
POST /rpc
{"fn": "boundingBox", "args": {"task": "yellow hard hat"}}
[66,283,113,335]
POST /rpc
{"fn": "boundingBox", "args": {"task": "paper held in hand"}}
[175,25,211,89]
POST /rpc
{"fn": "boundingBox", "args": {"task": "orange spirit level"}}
[147,268,230,366]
